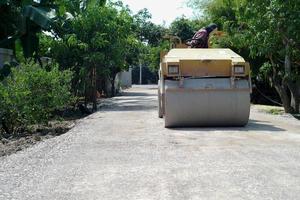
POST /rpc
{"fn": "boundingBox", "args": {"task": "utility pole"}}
[139,61,142,85]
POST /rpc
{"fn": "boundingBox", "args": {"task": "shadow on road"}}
[122,91,155,97]
[100,91,157,112]
[101,87,287,132]
[168,119,286,132]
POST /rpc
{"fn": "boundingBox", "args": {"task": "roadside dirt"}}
[0,98,118,157]
[0,120,76,157]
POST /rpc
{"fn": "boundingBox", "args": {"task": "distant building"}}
[105,68,132,96]
[116,68,132,89]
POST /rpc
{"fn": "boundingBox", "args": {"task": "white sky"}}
[120,0,194,26]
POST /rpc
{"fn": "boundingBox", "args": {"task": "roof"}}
[164,48,245,63]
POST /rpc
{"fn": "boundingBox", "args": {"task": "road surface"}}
[1,85,300,200]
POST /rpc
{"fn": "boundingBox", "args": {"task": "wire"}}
[255,87,283,106]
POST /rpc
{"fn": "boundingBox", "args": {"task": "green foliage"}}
[259,62,273,83]
[40,1,138,98]
[169,17,198,42]
[146,41,169,72]
[0,0,59,58]
[188,0,300,113]
[56,0,106,16]
[244,0,300,55]
[0,63,12,81]
[133,8,166,47]
[0,61,73,136]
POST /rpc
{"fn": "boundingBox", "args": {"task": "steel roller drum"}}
[164,78,251,127]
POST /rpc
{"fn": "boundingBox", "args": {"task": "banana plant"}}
[0,0,56,59]
[0,0,107,59]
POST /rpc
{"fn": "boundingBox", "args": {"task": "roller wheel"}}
[158,89,163,118]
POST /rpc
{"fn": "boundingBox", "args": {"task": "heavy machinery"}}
[158,39,252,127]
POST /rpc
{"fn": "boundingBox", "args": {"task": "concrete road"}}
[1,85,300,200]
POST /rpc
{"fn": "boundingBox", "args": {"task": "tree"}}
[103,3,136,96]
[133,9,166,47]
[187,0,300,114]
[243,0,300,113]
[169,17,202,42]
[41,1,139,110]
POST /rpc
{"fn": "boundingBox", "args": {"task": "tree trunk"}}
[111,77,115,97]
[269,55,294,113]
[288,80,300,114]
[92,66,97,112]
[291,92,300,114]
[84,81,88,107]
[285,43,291,75]
[283,42,300,114]
[273,82,293,113]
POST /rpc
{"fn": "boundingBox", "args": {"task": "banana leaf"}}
[0,0,9,6]
[23,5,56,30]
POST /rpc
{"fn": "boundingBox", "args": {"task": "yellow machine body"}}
[161,48,250,78]
[158,48,252,127]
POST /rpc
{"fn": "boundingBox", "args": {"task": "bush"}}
[0,61,73,137]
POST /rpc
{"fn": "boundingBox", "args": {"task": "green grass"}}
[254,105,300,120]
[265,108,285,115]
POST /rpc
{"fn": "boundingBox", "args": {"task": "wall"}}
[116,68,132,89]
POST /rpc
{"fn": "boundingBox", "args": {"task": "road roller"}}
[158,48,252,127]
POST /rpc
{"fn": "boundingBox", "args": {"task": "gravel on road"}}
[1,85,300,200]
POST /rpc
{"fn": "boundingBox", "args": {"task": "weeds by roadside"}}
[0,61,73,138]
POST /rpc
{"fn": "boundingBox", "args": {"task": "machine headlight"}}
[168,65,179,75]
[234,65,245,74]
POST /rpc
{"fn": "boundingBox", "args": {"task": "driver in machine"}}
[187,23,218,48]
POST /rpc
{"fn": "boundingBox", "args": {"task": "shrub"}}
[0,61,73,137]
